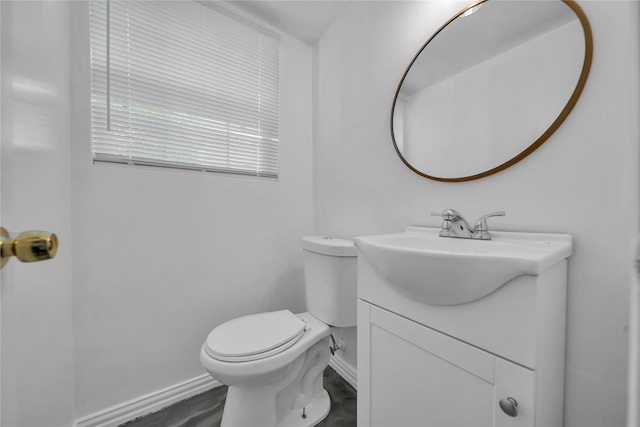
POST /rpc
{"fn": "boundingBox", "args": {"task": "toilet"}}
[200,236,357,427]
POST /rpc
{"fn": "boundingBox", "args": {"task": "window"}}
[89,1,280,178]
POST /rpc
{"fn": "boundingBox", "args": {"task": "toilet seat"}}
[205,310,306,362]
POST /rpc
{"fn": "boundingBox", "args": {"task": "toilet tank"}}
[301,237,357,327]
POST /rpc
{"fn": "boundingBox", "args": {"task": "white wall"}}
[314,1,639,426]
[70,2,314,419]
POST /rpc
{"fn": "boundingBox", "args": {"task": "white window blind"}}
[89,1,280,178]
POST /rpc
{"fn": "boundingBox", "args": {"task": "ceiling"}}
[229,1,352,45]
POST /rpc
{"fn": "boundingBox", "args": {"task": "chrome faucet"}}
[431,209,505,240]
[431,209,474,238]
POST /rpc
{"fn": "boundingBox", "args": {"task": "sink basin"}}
[354,226,572,305]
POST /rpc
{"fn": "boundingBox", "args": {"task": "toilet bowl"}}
[200,311,332,426]
[200,237,357,427]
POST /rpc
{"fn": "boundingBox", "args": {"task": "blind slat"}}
[89,0,280,178]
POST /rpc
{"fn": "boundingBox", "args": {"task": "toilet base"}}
[277,389,330,427]
[202,315,334,427]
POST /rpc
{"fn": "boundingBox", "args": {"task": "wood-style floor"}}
[120,366,357,427]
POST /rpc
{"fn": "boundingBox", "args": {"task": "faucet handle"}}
[431,209,461,220]
[431,210,453,236]
[474,211,505,230]
[473,211,505,239]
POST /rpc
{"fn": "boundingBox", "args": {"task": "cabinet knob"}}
[499,397,518,417]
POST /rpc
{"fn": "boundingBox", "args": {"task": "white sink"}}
[354,226,572,305]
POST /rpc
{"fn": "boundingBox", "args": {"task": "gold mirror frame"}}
[390,0,593,182]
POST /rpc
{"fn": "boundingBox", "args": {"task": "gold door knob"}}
[0,227,58,268]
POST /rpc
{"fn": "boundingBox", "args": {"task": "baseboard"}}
[74,358,353,427]
[73,374,221,427]
[329,354,357,390]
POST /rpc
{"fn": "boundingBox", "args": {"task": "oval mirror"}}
[391,0,592,182]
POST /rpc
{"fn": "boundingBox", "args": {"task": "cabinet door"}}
[361,303,535,427]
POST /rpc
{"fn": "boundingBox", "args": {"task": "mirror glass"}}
[392,0,592,182]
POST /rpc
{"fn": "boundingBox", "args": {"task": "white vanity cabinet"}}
[359,302,535,427]
[357,244,569,427]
